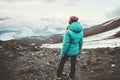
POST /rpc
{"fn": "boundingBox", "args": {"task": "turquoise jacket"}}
[60,22,84,57]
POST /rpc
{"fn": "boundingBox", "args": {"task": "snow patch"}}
[42,43,62,49]
[41,38,120,49]
[84,27,120,42]
[102,20,114,26]
[83,38,120,49]
[102,17,120,26]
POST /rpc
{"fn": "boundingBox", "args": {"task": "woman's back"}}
[61,22,84,56]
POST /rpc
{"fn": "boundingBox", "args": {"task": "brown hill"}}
[83,18,120,37]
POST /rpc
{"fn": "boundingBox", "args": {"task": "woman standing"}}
[55,16,84,80]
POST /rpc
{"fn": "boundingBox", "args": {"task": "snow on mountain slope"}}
[41,26,120,49]
[84,26,120,41]
[83,38,120,49]
[102,17,120,26]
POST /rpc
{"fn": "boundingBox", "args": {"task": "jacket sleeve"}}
[60,31,70,57]
[79,32,84,50]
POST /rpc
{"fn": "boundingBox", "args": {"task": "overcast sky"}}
[0,0,120,25]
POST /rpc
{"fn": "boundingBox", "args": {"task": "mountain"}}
[83,18,120,37]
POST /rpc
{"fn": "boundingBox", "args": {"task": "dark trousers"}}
[57,55,77,79]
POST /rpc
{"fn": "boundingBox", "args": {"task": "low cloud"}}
[0,0,77,6]
[0,0,55,3]
[0,17,10,21]
[106,7,120,19]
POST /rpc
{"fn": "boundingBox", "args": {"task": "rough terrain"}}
[0,40,120,80]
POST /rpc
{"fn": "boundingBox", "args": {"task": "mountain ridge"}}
[83,18,120,37]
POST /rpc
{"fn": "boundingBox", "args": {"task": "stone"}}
[20,66,33,73]
[0,45,2,49]
[111,64,115,67]
[96,57,102,61]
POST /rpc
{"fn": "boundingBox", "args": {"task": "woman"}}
[55,16,84,80]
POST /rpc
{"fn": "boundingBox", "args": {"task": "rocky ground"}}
[0,40,120,80]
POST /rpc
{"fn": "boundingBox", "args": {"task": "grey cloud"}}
[43,0,56,3]
[106,7,120,18]
[0,0,77,5]
[1,0,26,2]
[0,17,10,21]
[0,0,79,7]
[0,0,56,3]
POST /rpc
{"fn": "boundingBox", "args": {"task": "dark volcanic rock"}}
[113,31,120,37]
[0,40,120,80]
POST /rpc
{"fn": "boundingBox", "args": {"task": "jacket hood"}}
[69,22,82,33]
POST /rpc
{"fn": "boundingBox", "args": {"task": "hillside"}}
[83,18,120,37]
[0,42,120,80]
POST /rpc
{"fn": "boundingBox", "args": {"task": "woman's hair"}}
[66,16,79,30]
[69,16,79,24]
